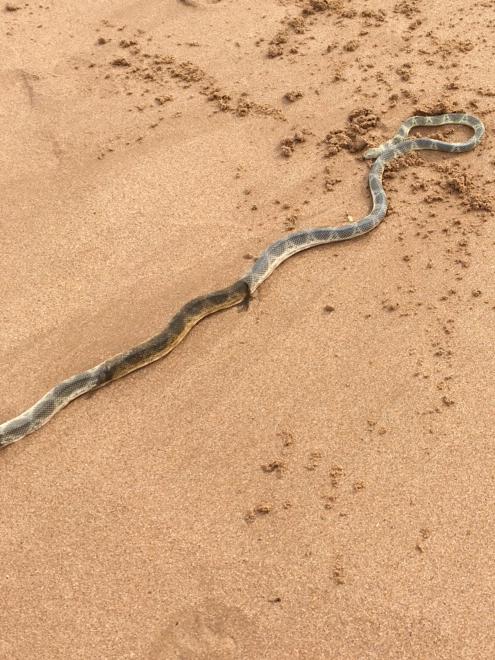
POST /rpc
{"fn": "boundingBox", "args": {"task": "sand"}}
[1,0,494,658]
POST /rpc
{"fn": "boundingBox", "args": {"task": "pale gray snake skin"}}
[0,113,485,449]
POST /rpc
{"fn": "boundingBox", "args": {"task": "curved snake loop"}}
[0,113,485,449]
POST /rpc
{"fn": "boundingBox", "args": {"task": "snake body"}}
[0,113,485,449]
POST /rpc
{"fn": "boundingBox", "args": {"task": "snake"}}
[0,113,485,449]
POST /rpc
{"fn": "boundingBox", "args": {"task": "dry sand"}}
[1,0,494,658]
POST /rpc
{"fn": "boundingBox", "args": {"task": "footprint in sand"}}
[148,599,260,659]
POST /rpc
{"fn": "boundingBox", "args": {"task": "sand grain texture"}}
[1,0,494,658]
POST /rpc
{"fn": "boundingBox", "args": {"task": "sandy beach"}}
[1,0,494,657]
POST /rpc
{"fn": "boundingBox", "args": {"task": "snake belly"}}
[0,112,485,449]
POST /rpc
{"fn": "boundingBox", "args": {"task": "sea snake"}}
[0,113,485,449]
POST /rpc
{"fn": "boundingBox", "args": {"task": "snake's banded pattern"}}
[0,113,485,449]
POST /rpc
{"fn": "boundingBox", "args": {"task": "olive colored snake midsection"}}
[0,113,485,449]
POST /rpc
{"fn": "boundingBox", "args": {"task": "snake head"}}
[363,146,382,160]
[364,135,408,160]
